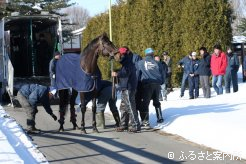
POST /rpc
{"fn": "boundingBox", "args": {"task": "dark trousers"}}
[188,75,199,98]
[166,72,172,90]
[16,92,37,128]
[135,83,143,112]
[199,75,211,98]
[180,73,189,96]
[119,90,140,129]
[225,71,238,93]
[140,83,161,123]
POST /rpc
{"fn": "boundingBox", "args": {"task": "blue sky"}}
[72,0,117,16]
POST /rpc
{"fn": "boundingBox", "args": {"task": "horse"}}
[55,33,118,134]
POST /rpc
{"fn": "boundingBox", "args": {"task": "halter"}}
[98,38,115,57]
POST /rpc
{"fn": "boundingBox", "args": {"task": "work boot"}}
[155,107,164,123]
[112,111,120,127]
[96,112,105,129]
[141,120,151,130]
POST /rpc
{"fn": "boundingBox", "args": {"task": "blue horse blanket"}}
[55,53,101,92]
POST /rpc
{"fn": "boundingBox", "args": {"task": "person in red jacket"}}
[210,44,227,95]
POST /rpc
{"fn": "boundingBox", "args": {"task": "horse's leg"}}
[58,89,69,132]
[92,90,99,133]
[80,92,87,134]
[70,89,79,130]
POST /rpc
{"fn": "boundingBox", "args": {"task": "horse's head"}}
[98,33,118,58]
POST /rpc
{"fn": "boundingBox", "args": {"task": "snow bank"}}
[0,106,48,164]
[105,67,246,159]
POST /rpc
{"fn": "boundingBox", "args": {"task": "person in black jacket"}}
[119,46,142,128]
[119,46,142,114]
[16,84,57,133]
[162,51,173,92]
[112,47,141,132]
[137,48,165,126]
[154,55,168,101]
[188,52,200,99]
[224,47,239,93]
[197,47,211,98]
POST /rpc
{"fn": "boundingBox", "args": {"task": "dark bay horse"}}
[56,33,118,133]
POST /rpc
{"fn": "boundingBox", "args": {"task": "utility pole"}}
[109,0,116,99]
[109,0,112,41]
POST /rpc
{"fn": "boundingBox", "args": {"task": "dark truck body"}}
[0,15,63,102]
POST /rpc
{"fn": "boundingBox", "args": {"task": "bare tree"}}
[63,5,90,30]
[230,0,246,34]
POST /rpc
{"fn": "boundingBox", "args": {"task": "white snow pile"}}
[149,69,246,159]
[0,106,48,164]
[106,67,246,160]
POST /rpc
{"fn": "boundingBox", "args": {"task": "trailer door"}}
[0,18,14,103]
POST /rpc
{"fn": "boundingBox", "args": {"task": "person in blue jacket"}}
[112,47,141,132]
[224,47,239,93]
[137,48,165,126]
[16,84,57,133]
[178,53,192,98]
[188,52,200,99]
[244,56,246,77]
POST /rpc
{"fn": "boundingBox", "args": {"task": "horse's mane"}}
[81,35,101,57]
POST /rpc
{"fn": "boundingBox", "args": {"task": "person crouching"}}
[16,84,57,133]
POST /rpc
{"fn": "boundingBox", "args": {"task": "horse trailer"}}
[0,14,63,103]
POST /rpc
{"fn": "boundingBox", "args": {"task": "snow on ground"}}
[1,68,245,162]
[105,67,246,159]
[0,106,48,164]
[155,70,246,159]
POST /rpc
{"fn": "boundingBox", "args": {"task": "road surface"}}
[4,105,245,164]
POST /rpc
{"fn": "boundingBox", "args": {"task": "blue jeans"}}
[160,83,167,99]
[96,85,118,113]
[212,75,223,95]
[180,73,189,96]
[224,71,238,93]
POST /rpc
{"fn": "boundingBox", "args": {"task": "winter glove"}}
[51,114,57,121]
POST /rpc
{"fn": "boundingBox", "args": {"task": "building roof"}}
[232,36,246,43]
[71,27,86,36]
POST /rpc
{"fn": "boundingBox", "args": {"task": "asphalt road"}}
[4,105,245,164]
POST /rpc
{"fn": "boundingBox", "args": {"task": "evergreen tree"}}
[82,0,233,85]
[237,18,246,36]
[0,0,76,41]
[0,0,74,18]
